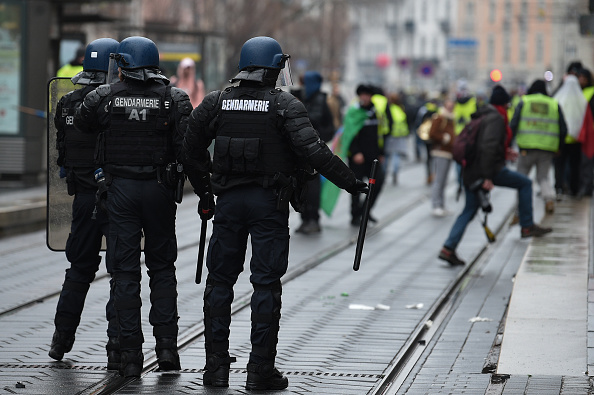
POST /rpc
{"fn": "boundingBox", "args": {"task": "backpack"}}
[452,115,485,167]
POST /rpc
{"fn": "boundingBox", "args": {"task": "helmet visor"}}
[107,55,120,84]
[276,58,293,87]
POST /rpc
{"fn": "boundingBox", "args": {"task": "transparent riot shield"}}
[47,77,80,251]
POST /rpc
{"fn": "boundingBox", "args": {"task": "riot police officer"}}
[49,38,121,369]
[75,36,192,378]
[183,36,367,390]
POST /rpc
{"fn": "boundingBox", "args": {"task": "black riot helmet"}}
[83,38,119,72]
[233,36,293,86]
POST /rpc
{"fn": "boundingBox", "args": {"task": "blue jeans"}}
[444,167,533,250]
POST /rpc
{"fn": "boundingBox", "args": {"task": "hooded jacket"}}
[462,105,507,187]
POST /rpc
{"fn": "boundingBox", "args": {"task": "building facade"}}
[343,0,594,96]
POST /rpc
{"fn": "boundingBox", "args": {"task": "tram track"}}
[84,194,430,395]
[369,208,514,395]
[2,162,499,394]
[0,239,202,319]
[0,162,426,320]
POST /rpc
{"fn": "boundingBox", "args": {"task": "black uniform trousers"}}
[205,185,289,363]
[55,191,117,338]
[554,142,582,195]
[300,174,321,223]
[107,178,179,351]
[348,159,385,221]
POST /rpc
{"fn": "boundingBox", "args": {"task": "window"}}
[467,0,475,18]
[503,34,511,62]
[519,33,527,63]
[535,34,543,62]
[489,0,496,23]
[488,35,495,63]
[420,36,426,57]
[537,0,546,21]
[505,0,512,19]
[421,0,427,22]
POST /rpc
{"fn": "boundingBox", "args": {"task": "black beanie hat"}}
[527,79,548,96]
[489,85,511,105]
[356,84,374,96]
[567,61,583,75]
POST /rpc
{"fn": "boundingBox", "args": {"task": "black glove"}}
[198,192,215,220]
[346,179,369,195]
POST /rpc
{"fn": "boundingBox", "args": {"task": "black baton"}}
[195,216,208,284]
[353,159,378,271]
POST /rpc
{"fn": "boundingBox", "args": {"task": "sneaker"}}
[545,201,555,214]
[48,330,75,361]
[521,224,552,238]
[438,247,465,266]
[432,207,446,217]
[246,362,288,391]
[351,217,361,227]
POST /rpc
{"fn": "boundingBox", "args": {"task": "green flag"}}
[320,104,368,217]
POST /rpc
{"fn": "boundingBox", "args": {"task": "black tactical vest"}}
[104,82,172,166]
[62,86,98,168]
[213,86,297,184]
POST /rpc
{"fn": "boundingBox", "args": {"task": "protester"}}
[343,84,386,226]
[578,68,594,198]
[510,79,567,215]
[428,98,456,216]
[295,70,335,235]
[170,57,205,107]
[553,75,587,197]
[383,93,409,185]
[57,47,84,78]
[414,95,439,184]
[327,82,345,131]
[439,85,552,266]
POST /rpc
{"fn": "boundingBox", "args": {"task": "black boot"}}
[203,353,237,387]
[48,330,75,361]
[246,361,288,390]
[119,350,143,378]
[106,337,121,370]
[155,338,181,371]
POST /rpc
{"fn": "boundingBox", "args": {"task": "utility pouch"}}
[289,168,316,213]
[164,162,185,203]
[174,163,185,204]
[289,177,307,213]
[273,172,294,213]
[66,170,76,196]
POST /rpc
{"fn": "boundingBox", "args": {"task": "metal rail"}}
[369,209,512,395]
